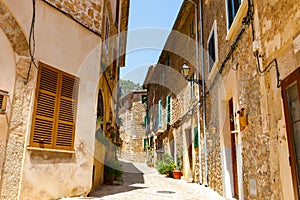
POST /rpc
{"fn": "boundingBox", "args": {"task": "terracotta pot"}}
[173,170,182,179]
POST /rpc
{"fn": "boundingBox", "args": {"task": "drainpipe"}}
[186,0,202,185]
[199,0,208,187]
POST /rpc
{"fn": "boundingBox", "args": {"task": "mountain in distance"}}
[119,79,143,96]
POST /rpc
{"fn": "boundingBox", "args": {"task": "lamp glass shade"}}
[181,63,190,78]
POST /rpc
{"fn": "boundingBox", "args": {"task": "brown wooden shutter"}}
[31,65,58,148]
[31,63,78,150]
[55,74,78,150]
[0,94,3,109]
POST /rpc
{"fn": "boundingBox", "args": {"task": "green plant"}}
[105,159,123,175]
[156,154,176,175]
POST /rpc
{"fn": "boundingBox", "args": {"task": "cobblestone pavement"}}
[63,159,226,200]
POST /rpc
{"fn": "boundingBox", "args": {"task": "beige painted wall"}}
[0,28,16,181]
[0,0,102,199]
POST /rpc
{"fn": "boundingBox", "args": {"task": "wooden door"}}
[229,98,239,198]
[282,67,300,199]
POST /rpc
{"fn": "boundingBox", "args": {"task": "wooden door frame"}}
[229,98,239,198]
[281,67,300,200]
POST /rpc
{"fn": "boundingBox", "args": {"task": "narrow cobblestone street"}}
[63,159,226,200]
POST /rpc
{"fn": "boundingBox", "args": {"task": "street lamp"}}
[181,63,202,84]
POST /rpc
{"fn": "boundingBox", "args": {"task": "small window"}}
[190,74,195,99]
[207,20,218,74]
[166,95,171,124]
[165,54,170,66]
[30,63,78,150]
[115,0,120,25]
[0,90,9,114]
[104,14,110,54]
[190,20,195,37]
[142,95,147,104]
[226,0,242,29]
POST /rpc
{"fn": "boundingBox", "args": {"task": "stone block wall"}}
[118,93,147,163]
[45,0,103,34]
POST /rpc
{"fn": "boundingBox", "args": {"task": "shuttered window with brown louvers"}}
[30,63,78,150]
[0,94,3,110]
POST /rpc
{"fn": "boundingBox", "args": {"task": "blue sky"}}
[120,0,183,84]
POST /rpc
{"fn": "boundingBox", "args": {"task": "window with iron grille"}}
[30,63,78,150]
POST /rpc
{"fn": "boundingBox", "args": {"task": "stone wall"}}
[45,0,103,34]
[119,92,147,163]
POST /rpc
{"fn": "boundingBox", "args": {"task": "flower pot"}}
[105,174,114,184]
[173,170,182,179]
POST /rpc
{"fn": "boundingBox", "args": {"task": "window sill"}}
[26,147,76,154]
[208,61,220,81]
[225,0,248,41]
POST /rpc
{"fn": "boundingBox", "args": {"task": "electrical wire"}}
[25,0,38,85]
[254,52,281,88]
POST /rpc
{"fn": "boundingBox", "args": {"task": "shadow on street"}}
[88,160,147,198]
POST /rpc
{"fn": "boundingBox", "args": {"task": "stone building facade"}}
[143,0,202,182]
[144,0,300,199]
[201,0,300,199]
[0,0,129,199]
[118,90,147,163]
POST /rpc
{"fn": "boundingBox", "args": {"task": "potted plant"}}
[104,159,123,184]
[156,154,176,177]
[173,155,182,179]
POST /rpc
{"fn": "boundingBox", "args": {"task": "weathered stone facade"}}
[44,0,103,34]
[118,90,147,163]
[144,0,300,199]
[0,0,129,199]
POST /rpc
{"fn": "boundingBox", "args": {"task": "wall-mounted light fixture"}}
[0,90,9,115]
[181,63,202,85]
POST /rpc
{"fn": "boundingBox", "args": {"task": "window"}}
[115,0,120,25]
[0,90,8,114]
[190,20,195,37]
[190,74,195,99]
[158,100,162,127]
[104,14,110,54]
[165,54,170,66]
[208,31,216,73]
[225,0,248,41]
[207,20,218,75]
[166,95,171,124]
[142,95,147,104]
[226,0,241,29]
[30,63,78,150]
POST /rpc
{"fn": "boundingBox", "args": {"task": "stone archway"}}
[0,1,34,199]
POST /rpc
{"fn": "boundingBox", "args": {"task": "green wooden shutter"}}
[143,138,147,149]
[158,100,162,127]
[166,95,171,124]
[194,126,199,148]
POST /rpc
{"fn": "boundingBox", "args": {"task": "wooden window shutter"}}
[194,126,199,148]
[158,100,162,127]
[31,63,78,150]
[56,74,78,150]
[166,95,171,124]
